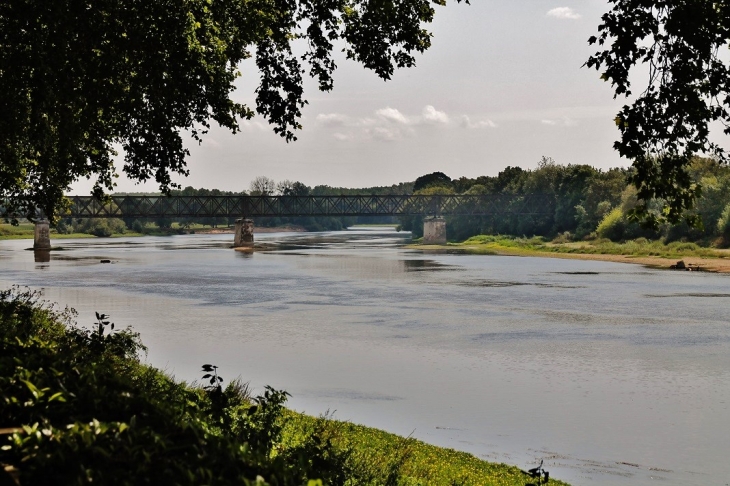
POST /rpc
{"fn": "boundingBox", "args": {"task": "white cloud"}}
[547,7,581,20]
[359,117,378,127]
[367,126,402,141]
[460,115,497,129]
[316,113,348,126]
[375,107,409,124]
[541,117,577,127]
[322,107,499,142]
[333,132,353,141]
[422,105,449,124]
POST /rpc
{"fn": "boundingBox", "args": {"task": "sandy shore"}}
[414,244,730,273]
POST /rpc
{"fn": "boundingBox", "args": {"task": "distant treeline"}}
[58,157,730,244]
[401,157,730,244]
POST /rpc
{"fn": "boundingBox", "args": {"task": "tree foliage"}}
[0,0,455,222]
[249,176,277,196]
[585,0,730,226]
[413,171,452,192]
[402,157,730,244]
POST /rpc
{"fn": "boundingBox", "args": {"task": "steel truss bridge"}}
[59,194,554,219]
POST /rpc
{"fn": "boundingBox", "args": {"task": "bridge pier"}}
[423,217,446,244]
[34,220,52,250]
[234,218,254,248]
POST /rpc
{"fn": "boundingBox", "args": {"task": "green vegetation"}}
[586,2,730,225]
[401,157,730,247]
[0,287,566,486]
[0,223,95,240]
[282,414,555,486]
[452,235,729,260]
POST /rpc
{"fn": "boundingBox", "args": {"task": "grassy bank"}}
[0,222,218,240]
[410,235,730,272]
[0,287,565,485]
[282,414,545,486]
[462,235,728,258]
[0,223,97,240]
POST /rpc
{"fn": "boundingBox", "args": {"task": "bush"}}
[666,241,700,253]
[717,203,730,239]
[596,208,625,241]
[131,219,145,233]
[71,218,126,237]
[0,287,351,486]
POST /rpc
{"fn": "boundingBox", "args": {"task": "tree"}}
[249,176,276,196]
[413,172,452,192]
[278,181,311,197]
[586,1,730,227]
[0,0,457,222]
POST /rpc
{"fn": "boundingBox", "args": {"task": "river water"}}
[1,228,729,485]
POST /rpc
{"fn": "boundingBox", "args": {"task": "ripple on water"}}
[644,292,730,298]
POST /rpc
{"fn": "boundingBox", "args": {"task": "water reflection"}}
[33,249,50,263]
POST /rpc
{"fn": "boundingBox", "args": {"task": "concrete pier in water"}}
[422,217,446,244]
[34,220,52,250]
[234,218,254,248]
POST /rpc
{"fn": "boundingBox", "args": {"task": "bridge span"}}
[30,194,554,249]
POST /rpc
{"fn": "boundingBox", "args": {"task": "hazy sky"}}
[72,1,631,194]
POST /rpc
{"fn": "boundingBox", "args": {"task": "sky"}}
[71,1,631,195]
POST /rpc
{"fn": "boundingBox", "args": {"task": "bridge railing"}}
[56,194,555,218]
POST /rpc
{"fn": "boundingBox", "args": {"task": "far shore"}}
[0,225,308,240]
[409,242,730,273]
[7,223,730,273]
[193,225,307,234]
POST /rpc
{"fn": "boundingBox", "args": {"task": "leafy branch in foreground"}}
[586,0,730,227]
[0,0,464,223]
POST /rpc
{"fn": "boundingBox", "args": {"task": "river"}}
[1,228,729,485]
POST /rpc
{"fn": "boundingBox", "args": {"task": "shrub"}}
[131,219,145,233]
[71,218,126,237]
[667,241,700,253]
[596,208,625,241]
[717,203,730,239]
[552,231,573,244]
[0,287,351,486]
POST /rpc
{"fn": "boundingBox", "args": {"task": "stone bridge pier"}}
[422,216,446,244]
[34,220,52,250]
[234,218,254,248]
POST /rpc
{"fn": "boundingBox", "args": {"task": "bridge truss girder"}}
[60,194,555,218]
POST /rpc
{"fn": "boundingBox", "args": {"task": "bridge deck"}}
[56,194,554,218]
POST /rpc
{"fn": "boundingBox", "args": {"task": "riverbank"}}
[193,225,307,234]
[0,223,307,240]
[409,235,730,273]
[0,287,564,485]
